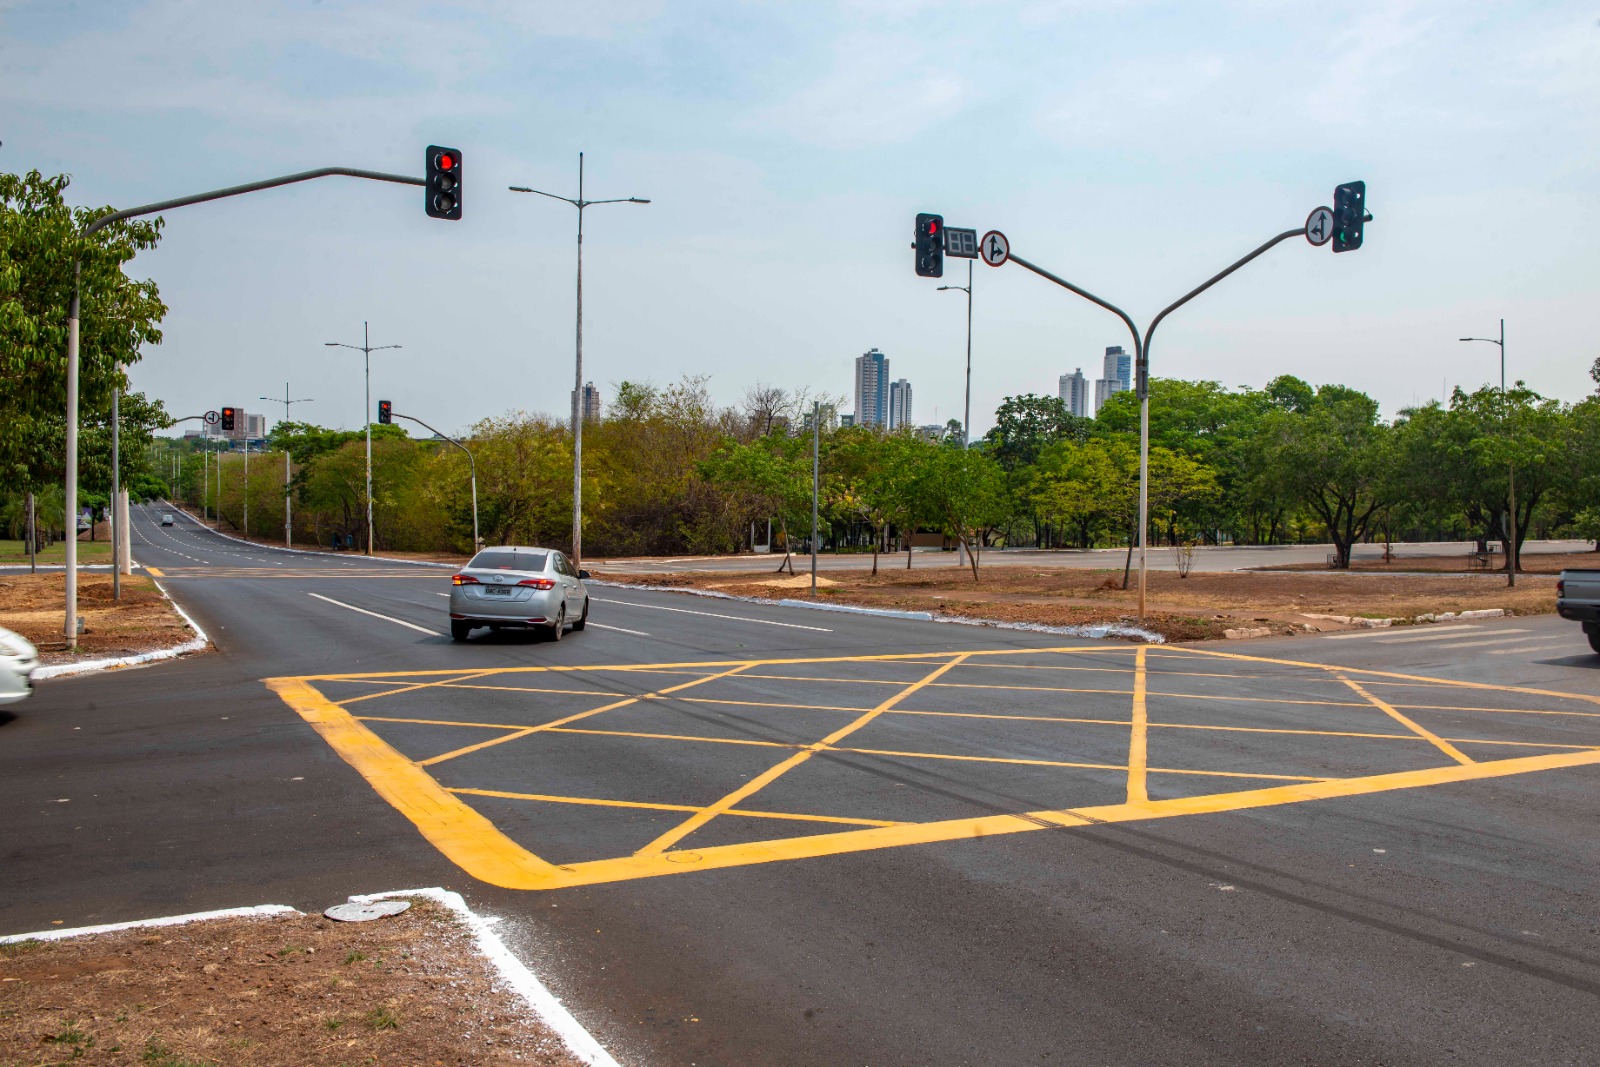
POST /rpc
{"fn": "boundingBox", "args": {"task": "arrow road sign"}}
[1305,206,1334,247]
[980,230,1009,267]
[204,410,220,425]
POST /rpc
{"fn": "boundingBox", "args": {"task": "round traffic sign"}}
[980,230,1010,267]
[1305,206,1334,247]
[203,410,220,425]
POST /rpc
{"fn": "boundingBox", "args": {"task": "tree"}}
[1265,385,1392,569]
[700,433,812,573]
[916,444,1011,580]
[1590,356,1600,394]
[826,429,932,575]
[982,394,1088,471]
[1,170,167,501]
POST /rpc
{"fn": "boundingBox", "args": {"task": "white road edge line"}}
[1321,625,1478,641]
[1374,627,1529,644]
[590,597,833,632]
[1,903,297,944]
[307,592,443,636]
[588,622,651,637]
[1486,643,1583,655]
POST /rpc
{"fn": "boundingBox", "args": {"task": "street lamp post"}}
[937,259,975,566]
[509,153,650,569]
[390,411,480,554]
[326,324,400,555]
[1459,319,1516,588]
[260,386,314,548]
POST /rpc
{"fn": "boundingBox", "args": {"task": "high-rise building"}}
[1104,345,1131,392]
[888,378,913,430]
[1059,368,1089,418]
[572,381,602,423]
[854,348,889,428]
[801,404,839,433]
[839,413,856,428]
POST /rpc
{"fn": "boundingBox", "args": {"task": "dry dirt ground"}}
[0,900,585,1067]
[596,561,1559,642]
[0,574,196,664]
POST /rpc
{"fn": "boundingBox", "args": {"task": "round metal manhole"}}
[324,899,412,923]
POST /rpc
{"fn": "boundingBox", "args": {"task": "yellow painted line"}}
[447,787,901,827]
[267,663,1600,891]
[544,726,794,749]
[416,663,756,767]
[635,654,975,856]
[336,668,507,708]
[1128,647,1149,803]
[144,566,164,577]
[1388,702,1600,720]
[835,746,1326,783]
[674,696,877,714]
[1337,673,1474,765]
[264,676,562,886]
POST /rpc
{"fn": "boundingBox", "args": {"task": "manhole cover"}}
[325,899,411,923]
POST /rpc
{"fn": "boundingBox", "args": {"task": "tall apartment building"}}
[1059,368,1089,418]
[1093,345,1132,414]
[854,348,890,427]
[888,378,913,430]
[572,381,602,423]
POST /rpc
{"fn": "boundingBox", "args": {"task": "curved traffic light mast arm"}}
[391,412,480,553]
[1142,227,1307,359]
[1005,253,1144,366]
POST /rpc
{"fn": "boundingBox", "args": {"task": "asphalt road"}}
[3,505,1599,1066]
[600,538,1591,574]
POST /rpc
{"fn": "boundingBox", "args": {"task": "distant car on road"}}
[1556,568,1600,654]
[0,625,40,706]
[448,546,590,642]
[161,513,175,526]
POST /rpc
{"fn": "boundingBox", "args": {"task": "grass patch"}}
[0,538,112,565]
[362,1004,400,1031]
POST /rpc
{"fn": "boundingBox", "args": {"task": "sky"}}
[4,0,1597,438]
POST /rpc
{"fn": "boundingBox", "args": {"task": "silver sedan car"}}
[448,546,590,642]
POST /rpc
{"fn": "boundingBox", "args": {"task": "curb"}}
[1,888,620,1067]
[33,575,211,681]
[590,579,1166,643]
[156,503,456,569]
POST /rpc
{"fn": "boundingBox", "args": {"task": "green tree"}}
[915,443,1011,580]
[0,170,167,500]
[982,394,1088,471]
[1264,385,1392,569]
[700,433,813,573]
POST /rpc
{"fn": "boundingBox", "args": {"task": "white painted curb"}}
[353,888,621,1067]
[2,889,621,1067]
[1,903,298,944]
[158,503,454,569]
[33,575,211,681]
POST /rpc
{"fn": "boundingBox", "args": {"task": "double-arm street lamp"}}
[260,386,314,548]
[509,153,649,569]
[389,410,480,554]
[326,323,400,555]
[1459,319,1517,588]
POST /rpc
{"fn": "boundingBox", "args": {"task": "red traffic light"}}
[437,152,455,170]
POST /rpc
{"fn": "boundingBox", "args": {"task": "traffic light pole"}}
[260,387,314,548]
[61,164,427,650]
[1008,217,1357,620]
[390,412,480,555]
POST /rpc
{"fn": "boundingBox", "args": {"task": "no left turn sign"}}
[1305,206,1334,247]
[980,230,1009,267]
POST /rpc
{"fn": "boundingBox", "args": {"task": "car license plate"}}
[485,586,512,595]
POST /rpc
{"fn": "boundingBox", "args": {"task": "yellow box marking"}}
[144,566,164,577]
[265,644,1600,891]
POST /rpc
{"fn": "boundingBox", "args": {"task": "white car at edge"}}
[0,625,41,705]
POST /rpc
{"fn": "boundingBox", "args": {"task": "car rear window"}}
[469,550,548,572]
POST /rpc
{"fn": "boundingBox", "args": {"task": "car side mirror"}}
[578,569,591,580]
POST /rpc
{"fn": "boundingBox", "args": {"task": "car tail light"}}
[452,574,479,585]
[517,578,556,590]
[1557,579,1564,596]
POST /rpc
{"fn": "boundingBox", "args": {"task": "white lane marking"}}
[590,597,832,632]
[1486,642,1587,655]
[1322,625,1477,641]
[1424,634,1550,650]
[307,592,443,636]
[588,622,651,637]
[1375,627,1529,644]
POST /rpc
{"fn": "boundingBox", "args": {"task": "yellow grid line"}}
[1128,647,1149,803]
[447,787,901,828]
[635,654,975,856]
[1337,673,1474,765]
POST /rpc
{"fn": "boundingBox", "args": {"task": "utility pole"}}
[937,260,975,568]
[391,411,480,554]
[811,401,820,598]
[509,155,651,569]
[111,383,121,600]
[261,385,313,548]
[326,324,400,555]
[1459,319,1515,587]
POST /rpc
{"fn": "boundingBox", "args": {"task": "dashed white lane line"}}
[1485,642,1586,655]
[590,597,832,632]
[1321,625,1479,642]
[307,592,442,636]
[1426,634,1550,651]
[588,622,651,637]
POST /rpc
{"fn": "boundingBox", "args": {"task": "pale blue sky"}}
[5,1,1596,436]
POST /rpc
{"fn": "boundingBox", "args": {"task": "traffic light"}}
[425,146,462,220]
[220,406,236,432]
[914,213,944,278]
[378,400,392,425]
[1332,181,1365,253]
